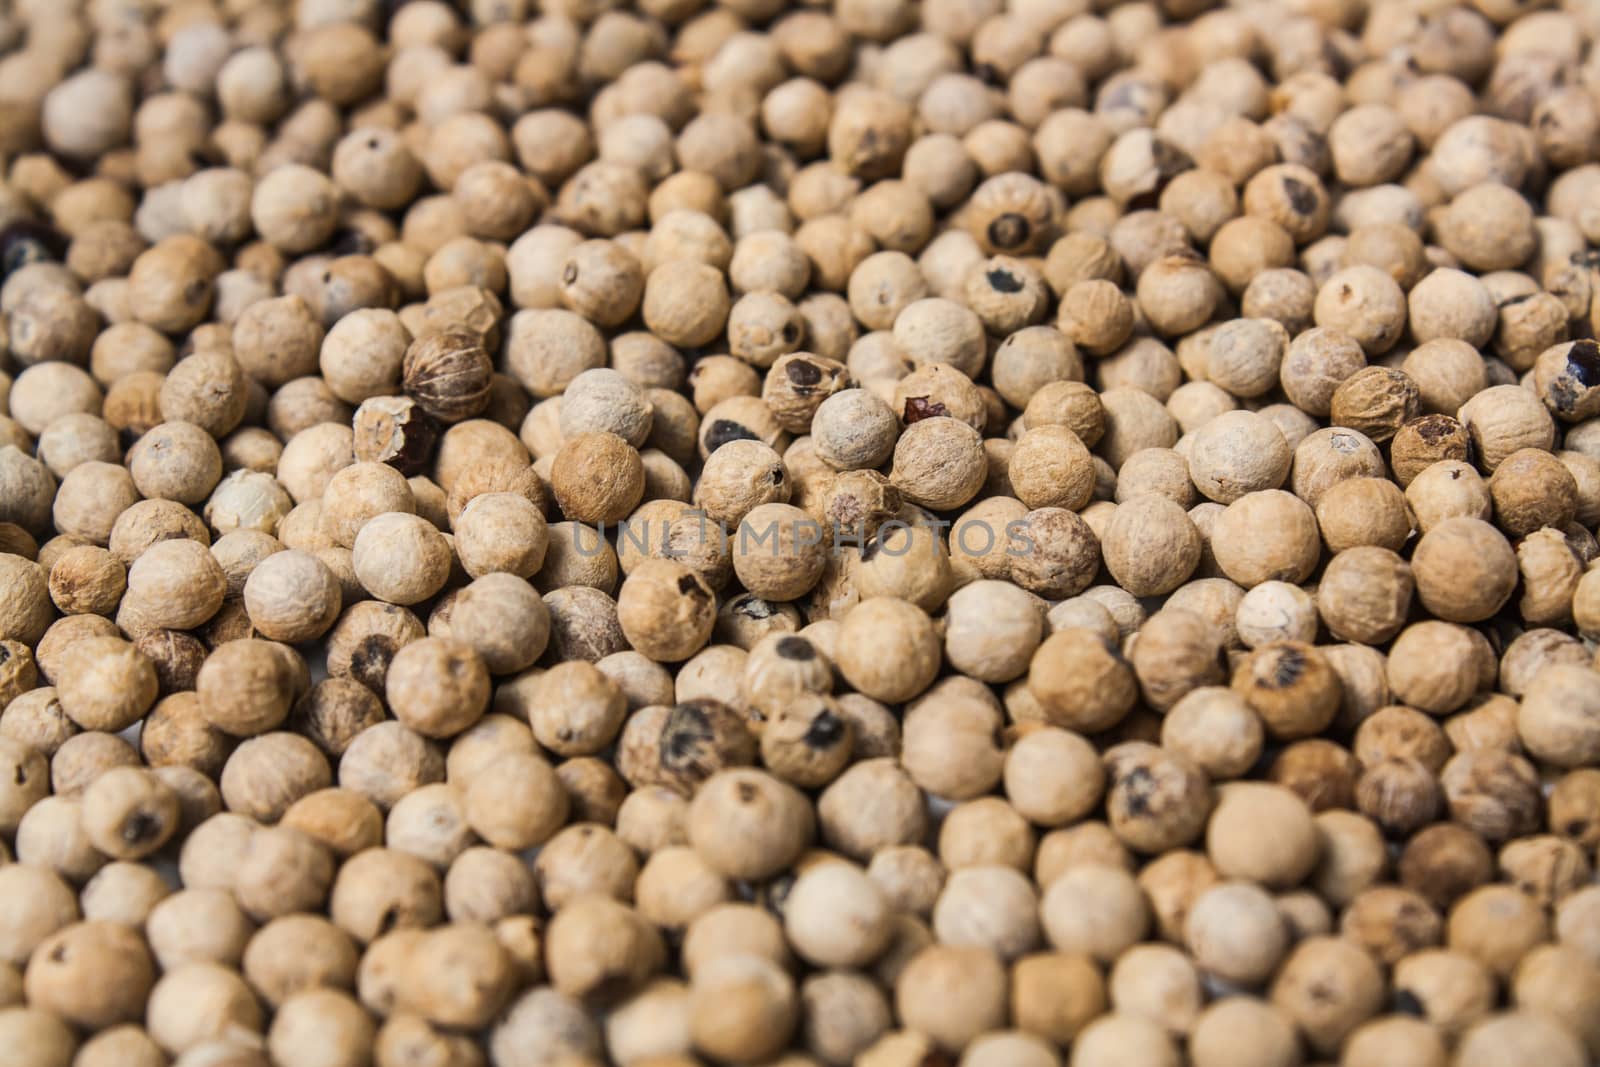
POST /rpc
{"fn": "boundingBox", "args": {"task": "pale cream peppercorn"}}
[812,389,900,471]
[1162,687,1263,780]
[453,492,548,580]
[1185,410,1291,503]
[352,513,451,607]
[731,503,828,602]
[242,550,342,644]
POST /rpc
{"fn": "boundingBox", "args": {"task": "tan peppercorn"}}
[1101,742,1210,856]
[25,920,155,1031]
[456,748,567,854]
[45,544,124,617]
[835,597,942,704]
[616,559,717,663]
[642,260,731,347]
[52,635,158,733]
[80,766,179,861]
[1410,517,1517,623]
[687,768,813,881]
[126,235,223,335]
[220,732,332,825]
[383,638,488,739]
[149,962,265,1058]
[1231,641,1343,740]
[1186,882,1289,986]
[1007,425,1094,511]
[889,416,987,511]
[1209,489,1320,588]
[1206,782,1320,888]
[124,537,227,631]
[1330,366,1421,444]
[1268,936,1386,1056]
[551,432,645,524]
[195,639,302,738]
[1459,384,1557,472]
[685,951,797,1063]
[1489,447,1578,538]
[890,945,1008,1055]
[730,502,827,602]
[1009,951,1105,1047]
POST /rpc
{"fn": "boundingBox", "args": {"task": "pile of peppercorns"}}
[8,0,1600,1064]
